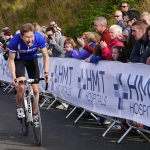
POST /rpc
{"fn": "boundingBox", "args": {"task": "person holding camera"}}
[45,27,65,57]
[0,27,13,60]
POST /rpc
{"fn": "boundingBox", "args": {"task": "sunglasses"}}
[114,15,120,18]
[50,24,55,27]
[122,6,127,8]
[124,19,132,24]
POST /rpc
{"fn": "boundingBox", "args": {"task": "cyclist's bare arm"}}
[41,47,50,82]
[8,51,17,86]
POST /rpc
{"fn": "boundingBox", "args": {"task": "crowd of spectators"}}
[0,1,150,131]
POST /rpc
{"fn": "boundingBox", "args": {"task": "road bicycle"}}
[19,78,48,146]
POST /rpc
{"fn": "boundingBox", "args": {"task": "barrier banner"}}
[49,58,150,126]
[0,54,12,82]
[1,53,150,127]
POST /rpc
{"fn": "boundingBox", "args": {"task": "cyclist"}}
[8,23,50,126]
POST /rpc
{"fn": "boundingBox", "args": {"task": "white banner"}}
[0,55,12,82]
[0,54,150,126]
[48,58,150,127]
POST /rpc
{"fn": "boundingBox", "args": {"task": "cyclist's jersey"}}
[8,31,46,60]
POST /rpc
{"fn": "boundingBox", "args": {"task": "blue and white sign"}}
[1,53,150,127]
[49,58,150,126]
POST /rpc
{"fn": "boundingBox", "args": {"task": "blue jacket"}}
[70,42,96,60]
[90,55,102,63]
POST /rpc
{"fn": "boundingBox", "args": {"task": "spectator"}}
[129,19,149,63]
[49,21,66,48]
[100,25,124,60]
[144,26,150,65]
[141,12,150,25]
[41,26,47,34]
[85,45,102,64]
[53,25,66,47]
[64,32,96,60]
[121,2,130,17]
[50,20,63,36]
[112,46,126,62]
[45,27,65,57]
[0,27,13,60]
[94,17,111,45]
[117,9,141,60]
[32,22,45,37]
[0,27,12,87]
[64,37,77,58]
[92,32,101,44]
[114,10,125,29]
[77,17,111,55]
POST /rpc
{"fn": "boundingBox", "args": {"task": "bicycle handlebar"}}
[18,78,48,91]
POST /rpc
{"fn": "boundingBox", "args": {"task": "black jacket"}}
[129,38,150,63]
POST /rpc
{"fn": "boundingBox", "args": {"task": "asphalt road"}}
[0,87,150,150]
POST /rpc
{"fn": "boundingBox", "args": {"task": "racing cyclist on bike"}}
[8,23,50,126]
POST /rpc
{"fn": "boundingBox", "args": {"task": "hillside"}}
[0,0,146,38]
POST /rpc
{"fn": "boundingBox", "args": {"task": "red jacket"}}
[102,38,124,60]
[84,28,111,53]
[101,28,111,45]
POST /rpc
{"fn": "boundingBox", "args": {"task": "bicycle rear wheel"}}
[32,96,42,146]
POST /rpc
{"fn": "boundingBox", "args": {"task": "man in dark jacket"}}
[129,19,149,63]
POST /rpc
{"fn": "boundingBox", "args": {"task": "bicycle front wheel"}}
[20,117,29,136]
[32,96,42,146]
[21,97,29,136]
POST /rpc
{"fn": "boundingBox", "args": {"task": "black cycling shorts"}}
[15,57,39,83]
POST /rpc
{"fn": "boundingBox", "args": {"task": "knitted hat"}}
[1,27,11,36]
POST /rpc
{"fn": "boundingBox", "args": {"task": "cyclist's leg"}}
[15,59,26,118]
[16,77,26,107]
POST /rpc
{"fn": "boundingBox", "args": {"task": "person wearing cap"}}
[0,27,12,52]
[0,27,12,87]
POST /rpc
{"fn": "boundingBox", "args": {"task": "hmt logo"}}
[50,65,58,90]
[114,73,128,110]
[77,68,86,98]
[50,65,73,96]
[114,73,150,116]
[77,68,105,99]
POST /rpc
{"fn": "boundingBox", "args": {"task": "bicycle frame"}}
[23,83,34,123]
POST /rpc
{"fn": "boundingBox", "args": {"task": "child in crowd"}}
[64,32,96,60]
[64,37,77,58]
[111,46,126,62]
[85,45,102,64]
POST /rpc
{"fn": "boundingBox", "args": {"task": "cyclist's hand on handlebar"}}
[44,72,50,83]
[12,78,18,86]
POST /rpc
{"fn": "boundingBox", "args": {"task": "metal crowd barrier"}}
[40,93,98,123]
[39,92,150,143]
[3,82,15,93]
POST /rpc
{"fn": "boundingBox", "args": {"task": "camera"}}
[48,34,53,40]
